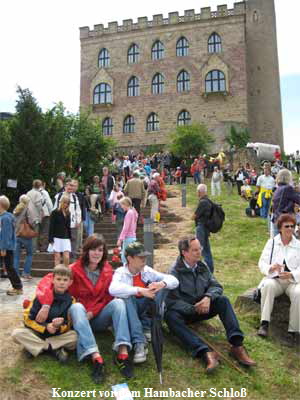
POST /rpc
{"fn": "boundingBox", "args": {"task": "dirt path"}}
[0,188,192,399]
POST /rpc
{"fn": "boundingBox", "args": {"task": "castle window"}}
[146,113,159,132]
[123,115,135,133]
[98,48,110,67]
[177,70,190,92]
[93,83,112,104]
[152,41,164,60]
[208,33,222,53]
[205,70,226,93]
[102,117,113,136]
[127,76,140,97]
[176,37,189,57]
[152,73,164,94]
[128,43,139,64]
[177,110,191,126]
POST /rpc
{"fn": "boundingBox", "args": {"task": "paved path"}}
[0,277,38,314]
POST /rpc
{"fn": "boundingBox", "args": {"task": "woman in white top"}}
[257,213,300,337]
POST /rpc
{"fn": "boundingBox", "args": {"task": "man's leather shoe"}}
[257,325,269,337]
[205,351,220,373]
[230,346,256,367]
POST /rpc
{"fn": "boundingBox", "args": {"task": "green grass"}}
[7,182,300,399]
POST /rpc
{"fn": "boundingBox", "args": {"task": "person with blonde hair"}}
[117,197,138,264]
[0,195,23,295]
[13,195,34,280]
[49,195,71,266]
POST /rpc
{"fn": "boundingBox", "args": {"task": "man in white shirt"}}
[256,165,275,218]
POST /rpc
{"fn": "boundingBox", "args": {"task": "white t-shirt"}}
[256,174,275,190]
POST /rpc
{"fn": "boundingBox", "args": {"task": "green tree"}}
[225,125,250,149]
[168,123,214,158]
[0,119,12,192]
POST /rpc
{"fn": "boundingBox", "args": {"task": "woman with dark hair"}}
[257,214,300,338]
[35,234,133,383]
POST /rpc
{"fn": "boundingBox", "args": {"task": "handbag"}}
[253,239,275,304]
[17,219,38,239]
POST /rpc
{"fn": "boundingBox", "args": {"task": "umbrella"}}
[150,299,164,384]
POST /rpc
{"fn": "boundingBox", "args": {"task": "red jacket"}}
[36,259,113,316]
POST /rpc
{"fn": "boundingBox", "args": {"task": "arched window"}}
[127,76,140,97]
[102,117,113,136]
[152,40,164,60]
[177,70,190,92]
[98,48,110,67]
[177,110,191,126]
[208,33,222,53]
[152,73,164,94]
[205,70,226,93]
[93,83,112,104]
[128,43,139,64]
[176,37,189,57]
[146,113,159,132]
[123,115,135,133]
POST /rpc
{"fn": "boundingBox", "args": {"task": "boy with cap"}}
[109,242,178,363]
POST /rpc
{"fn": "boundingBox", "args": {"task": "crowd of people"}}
[0,147,300,384]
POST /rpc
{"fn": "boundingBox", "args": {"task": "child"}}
[0,195,23,295]
[12,265,77,361]
[113,193,125,241]
[241,179,253,200]
[175,167,181,184]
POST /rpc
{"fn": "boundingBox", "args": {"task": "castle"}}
[79,0,283,152]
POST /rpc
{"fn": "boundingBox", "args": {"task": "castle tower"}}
[245,0,284,149]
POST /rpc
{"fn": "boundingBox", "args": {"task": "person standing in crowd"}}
[223,163,234,195]
[257,214,300,338]
[0,195,23,295]
[102,167,115,212]
[211,166,223,197]
[72,179,86,253]
[165,237,256,373]
[117,197,138,265]
[234,165,249,196]
[256,164,276,219]
[113,193,125,242]
[194,184,214,272]
[123,156,131,182]
[271,169,300,237]
[26,179,44,253]
[180,160,188,184]
[191,159,201,185]
[53,180,81,260]
[39,181,53,252]
[49,195,71,267]
[295,150,300,174]
[148,173,161,222]
[13,195,34,280]
[124,172,146,221]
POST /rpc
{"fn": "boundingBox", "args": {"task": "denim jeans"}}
[260,193,271,219]
[69,299,132,361]
[121,237,136,264]
[193,172,201,184]
[84,211,95,236]
[196,223,214,273]
[13,237,33,276]
[165,295,244,357]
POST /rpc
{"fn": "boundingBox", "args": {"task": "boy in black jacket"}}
[12,265,76,362]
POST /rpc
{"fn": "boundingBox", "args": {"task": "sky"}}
[0,0,298,153]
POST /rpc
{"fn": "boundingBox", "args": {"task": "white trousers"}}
[12,328,77,357]
[148,194,159,220]
[211,181,221,196]
[260,278,300,332]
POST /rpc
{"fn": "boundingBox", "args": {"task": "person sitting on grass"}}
[245,191,260,218]
[34,234,133,383]
[109,241,178,364]
[12,265,77,362]
[0,195,23,295]
[165,236,256,373]
[241,179,253,200]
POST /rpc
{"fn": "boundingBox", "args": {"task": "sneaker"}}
[144,330,152,342]
[92,362,105,384]
[113,354,134,379]
[133,343,148,364]
[6,288,23,296]
[54,347,68,363]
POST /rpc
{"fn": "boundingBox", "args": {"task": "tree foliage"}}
[225,125,250,149]
[168,123,214,158]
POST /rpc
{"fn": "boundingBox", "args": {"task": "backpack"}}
[205,200,225,233]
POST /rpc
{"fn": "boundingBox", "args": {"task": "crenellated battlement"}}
[79,2,246,39]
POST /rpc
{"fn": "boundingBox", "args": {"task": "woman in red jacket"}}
[35,234,133,383]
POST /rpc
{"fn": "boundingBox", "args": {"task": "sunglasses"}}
[283,224,295,229]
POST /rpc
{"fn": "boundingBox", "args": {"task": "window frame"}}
[205,70,226,93]
[93,83,112,104]
[102,117,113,136]
[127,76,140,97]
[98,48,110,68]
[177,110,191,126]
[123,115,135,133]
[176,37,189,57]
[152,73,164,95]
[177,70,190,92]
[146,112,160,132]
[152,40,165,61]
[128,43,139,64]
[208,33,222,53]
